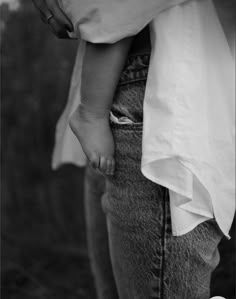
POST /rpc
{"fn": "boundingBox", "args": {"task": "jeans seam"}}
[117,77,147,86]
[160,188,168,299]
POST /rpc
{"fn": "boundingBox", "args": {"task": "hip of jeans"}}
[111,53,150,124]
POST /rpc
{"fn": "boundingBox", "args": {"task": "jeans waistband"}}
[118,52,151,85]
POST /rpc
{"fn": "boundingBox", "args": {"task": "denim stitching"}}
[118,76,148,86]
[118,53,150,85]
[160,188,168,299]
[147,188,170,299]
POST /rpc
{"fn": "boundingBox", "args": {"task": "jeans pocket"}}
[112,80,146,124]
[110,120,143,131]
[110,111,143,126]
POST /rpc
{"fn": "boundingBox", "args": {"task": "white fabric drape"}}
[54,0,235,237]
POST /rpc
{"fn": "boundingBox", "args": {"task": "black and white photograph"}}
[1,0,235,298]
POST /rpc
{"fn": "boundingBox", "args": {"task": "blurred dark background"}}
[0,1,235,299]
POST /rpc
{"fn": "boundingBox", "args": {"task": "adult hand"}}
[32,0,74,39]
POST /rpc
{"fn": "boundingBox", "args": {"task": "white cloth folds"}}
[141,0,235,237]
[59,0,190,43]
[53,0,235,237]
[52,41,87,168]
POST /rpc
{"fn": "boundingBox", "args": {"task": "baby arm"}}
[69,37,133,175]
[81,38,133,112]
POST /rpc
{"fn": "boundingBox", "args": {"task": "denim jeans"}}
[84,53,223,299]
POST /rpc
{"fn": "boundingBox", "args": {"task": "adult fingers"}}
[48,16,70,38]
[32,0,51,23]
[45,0,73,32]
[32,0,71,38]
